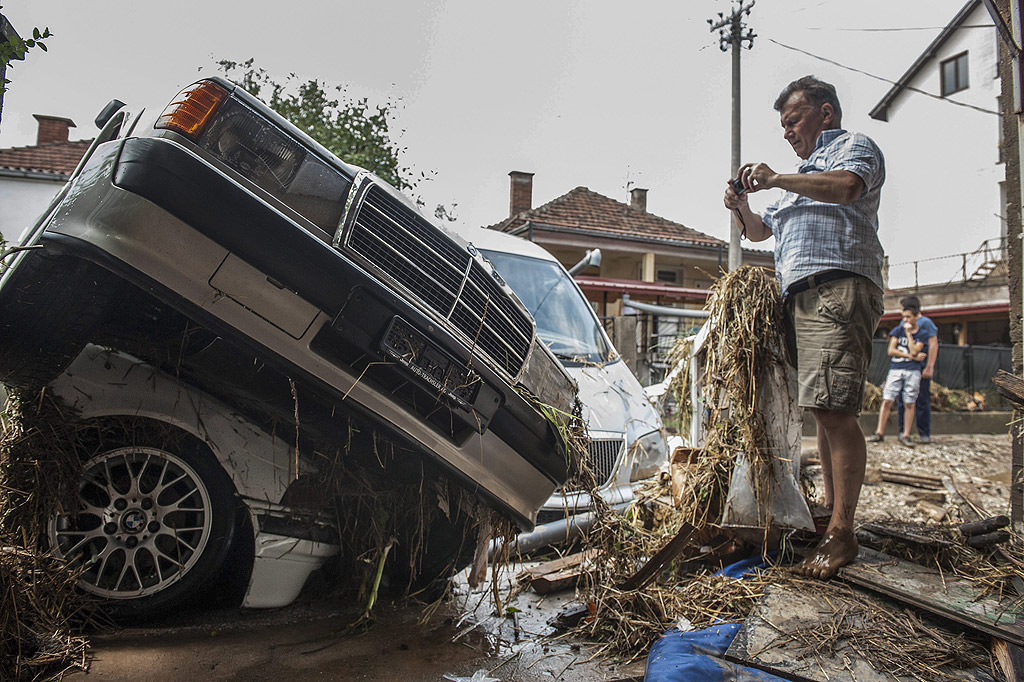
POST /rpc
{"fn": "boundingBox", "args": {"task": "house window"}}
[941,52,969,96]
[656,269,678,283]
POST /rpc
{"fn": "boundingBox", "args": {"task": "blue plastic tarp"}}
[645,624,786,682]
[645,556,786,682]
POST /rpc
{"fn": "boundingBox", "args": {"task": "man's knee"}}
[811,407,859,432]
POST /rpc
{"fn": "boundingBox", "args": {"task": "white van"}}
[455,227,668,521]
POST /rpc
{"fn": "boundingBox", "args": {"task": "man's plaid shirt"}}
[762,128,885,293]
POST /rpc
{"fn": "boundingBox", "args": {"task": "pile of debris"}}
[0,391,93,681]
[512,266,1022,681]
[864,381,991,413]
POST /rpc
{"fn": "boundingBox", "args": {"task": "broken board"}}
[725,582,998,681]
[840,547,1024,646]
[520,550,596,594]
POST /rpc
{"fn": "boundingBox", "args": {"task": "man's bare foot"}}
[791,529,859,580]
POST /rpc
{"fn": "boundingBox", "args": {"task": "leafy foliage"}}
[0,9,51,95]
[218,58,425,193]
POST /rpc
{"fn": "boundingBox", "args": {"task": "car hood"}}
[566,359,662,440]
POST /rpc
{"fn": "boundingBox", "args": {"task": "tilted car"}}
[0,77,578,617]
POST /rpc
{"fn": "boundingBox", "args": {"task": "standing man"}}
[896,296,938,443]
[723,75,885,580]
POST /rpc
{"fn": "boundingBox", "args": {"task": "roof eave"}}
[868,0,982,122]
[0,167,70,181]
[526,221,726,250]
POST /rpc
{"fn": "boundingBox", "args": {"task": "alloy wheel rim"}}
[48,446,213,599]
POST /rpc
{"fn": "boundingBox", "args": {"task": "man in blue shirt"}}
[896,296,938,443]
[866,303,931,447]
[723,76,885,580]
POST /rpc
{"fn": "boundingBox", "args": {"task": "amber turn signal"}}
[155,80,228,139]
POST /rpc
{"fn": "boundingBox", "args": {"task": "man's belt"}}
[785,269,859,298]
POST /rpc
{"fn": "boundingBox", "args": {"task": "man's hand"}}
[723,180,749,211]
[922,366,934,378]
[737,162,779,193]
[722,176,773,242]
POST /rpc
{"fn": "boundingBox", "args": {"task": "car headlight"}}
[629,429,668,481]
[156,79,352,232]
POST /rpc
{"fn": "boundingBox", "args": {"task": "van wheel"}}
[0,252,118,390]
[47,422,241,621]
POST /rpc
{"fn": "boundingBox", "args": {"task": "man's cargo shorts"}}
[784,274,884,414]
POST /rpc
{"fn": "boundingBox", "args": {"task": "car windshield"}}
[480,250,612,364]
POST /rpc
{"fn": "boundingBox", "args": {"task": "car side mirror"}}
[95,99,126,129]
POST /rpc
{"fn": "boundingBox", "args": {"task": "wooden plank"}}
[616,522,708,592]
[519,550,596,581]
[520,550,597,594]
[839,547,1024,646]
[529,566,587,594]
[880,471,944,489]
[859,522,955,549]
[993,369,1024,407]
[993,638,1024,682]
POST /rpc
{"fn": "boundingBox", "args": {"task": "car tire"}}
[47,419,242,621]
[0,252,119,390]
[394,509,475,599]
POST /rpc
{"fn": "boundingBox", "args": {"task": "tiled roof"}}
[0,139,93,179]
[488,186,724,247]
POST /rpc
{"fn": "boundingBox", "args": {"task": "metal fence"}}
[867,340,1010,391]
[603,312,1011,391]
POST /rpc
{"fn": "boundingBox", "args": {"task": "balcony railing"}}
[887,237,1007,290]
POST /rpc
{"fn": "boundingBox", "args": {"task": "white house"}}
[0,115,91,245]
[869,0,1004,289]
[867,0,1013,346]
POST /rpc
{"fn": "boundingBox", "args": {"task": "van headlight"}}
[629,429,668,481]
[155,79,352,232]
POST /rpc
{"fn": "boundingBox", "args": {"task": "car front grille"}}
[563,438,624,491]
[587,438,624,486]
[345,183,533,377]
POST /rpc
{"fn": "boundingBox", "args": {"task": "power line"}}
[802,24,995,32]
[767,37,1001,117]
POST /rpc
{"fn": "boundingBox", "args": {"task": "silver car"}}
[0,78,578,618]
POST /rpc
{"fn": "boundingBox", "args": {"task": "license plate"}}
[381,316,479,409]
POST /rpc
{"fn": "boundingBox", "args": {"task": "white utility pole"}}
[709,1,756,272]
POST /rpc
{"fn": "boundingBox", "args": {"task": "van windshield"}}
[480,250,612,364]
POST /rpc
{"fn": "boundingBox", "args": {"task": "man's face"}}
[901,310,919,331]
[779,92,833,160]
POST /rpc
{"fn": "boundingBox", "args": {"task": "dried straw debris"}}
[768,577,995,682]
[1,389,95,681]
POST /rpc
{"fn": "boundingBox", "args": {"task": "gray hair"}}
[774,75,842,125]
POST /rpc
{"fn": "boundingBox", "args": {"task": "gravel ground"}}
[801,432,1016,525]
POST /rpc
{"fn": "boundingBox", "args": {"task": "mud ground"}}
[74,563,643,681]
[69,433,1013,681]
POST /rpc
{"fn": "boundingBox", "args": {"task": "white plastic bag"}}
[721,361,813,533]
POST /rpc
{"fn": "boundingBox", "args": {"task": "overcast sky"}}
[0,0,980,286]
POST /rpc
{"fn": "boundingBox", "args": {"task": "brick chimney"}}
[509,171,534,217]
[629,187,648,213]
[34,114,76,145]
